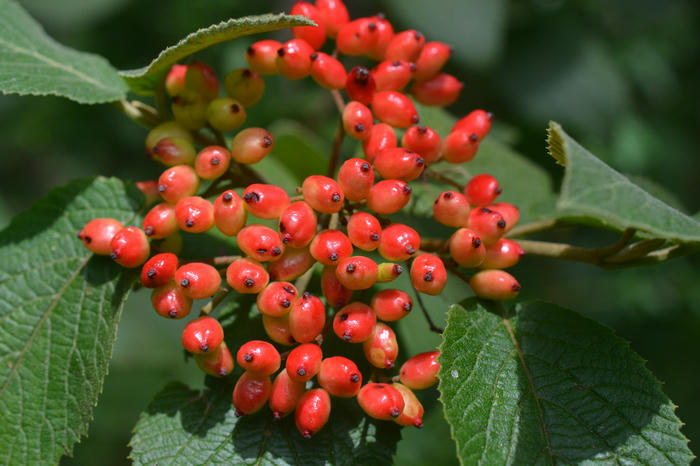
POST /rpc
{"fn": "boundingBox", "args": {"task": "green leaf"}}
[129,379,401,465]
[0,0,127,103]
[120,14,314,95]
[548,121,700,243]
[0,177,143,464]
[438,298,693,465]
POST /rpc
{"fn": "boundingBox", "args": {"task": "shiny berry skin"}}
[109,227,150,268]
[181,316,224,354]
[289,293,326,343]
[184,61,219,100]
[295,388,331,439]
[302,175,345,214]
[246,40,282,75]
[193,146,230,180]
[309,229,353,266]
[357,383,405,420]
[317,356,362,397]
[278,201,317,247]
[262,314,295,346]
[337,158,374,201]
[469,207,506,245]
[309,52,346,89]
[392,383,424,428]
[269,369,306,419]
[399,351,440,389]
[442,130,480,164]
[286,343,323,383]
[452,109,494,141]
[165,64,187,96]
[489,202,520,233]
[414,41,452,81]
[175,262,221,299]
[315,0,349,38]
[214,190,247,236]
[232,371,272,416]
[150,137,196,166]
[371,91,419,129]
[236,340,281,375]
[157,165,200,204]
[194,342,234,377]
[237,225,285,262]
[366,14,395,60]
[321,266,353,309]
[135,180,160,206]
[336,18,376,56]
[226,258,269,294]
[141,253,178,288]
[145,121,193,152]
[345,66,376,105]
[335,256,378,290]
[376,262,404,283]
[410,253,447,295]
[411,73,463,107]
[291,2,327,49]
[449,228,486,268]
[385,30,425,62]
[150,282,192,319]
[481,239,524,269]
[401,125,442,165]
[268,247,315,281]
[371,289,413,322]
[363,323,399,369]
[373,147,425,181]
[205,98,247,132]
[256,281,299,317]
[171,92,208,130]
[342,101,373,141]
[243,184,290,219]
[333,302,376,343]
[78,218,124,255]
[223,68,265,106]
[465,174,502,207]
[372,60,414,92]
[469,269,521,300]
[347,212,381,251]
[276,38,313,80]
[175,196,215,233]
[230,127,274,164]
[378,224,420,261]
[366,180,412,214]
[433,191,470,227]
[362,123,397,164]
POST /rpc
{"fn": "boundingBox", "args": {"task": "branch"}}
[505,219,558,238]
[425,169,463,191]
[201,287,231,315]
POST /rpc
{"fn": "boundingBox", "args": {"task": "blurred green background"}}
[1,0,698,464]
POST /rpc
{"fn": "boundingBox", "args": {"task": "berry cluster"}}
[78,0,523,439]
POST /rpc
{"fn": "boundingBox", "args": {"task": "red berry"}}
[78,218,124,255]
[286,343,323,383]
[175,262,221,299]
[372,60,414,92]
[392,383,424,428]
[385,30,425,62]
[362,323,399,369]
[346,211,381,251]
[337,158,375,201]
[141,253,178,288]
[150,282,192,319]
[181,316,224,354]
[195,342,234,377]
[268,247,315,281]
[357,383,405,420]
[157,165,200,204]
[376,262,404,283]
[237,224,285,262]
[309,229,353,266]
[295,388,331,439]
[488,202,520,233]
[342,101,374,141]
[411,73,463,106]
[243,184,290,219]
[315,0,349,38]
[246,40,282,75]
[399,351,440,389]
[262,314,295,346]
[236,340,281,375]
[362,123,397,164]
[401,125,442,165]
[345,66,376,105]
[302,175,345,214]
[276,38,314,80]
[371,289,413,322]
[223,68,265,107]
[414,41,452,81]
[442,130,479,164]
[194,146,231,180]
[256,281,299,317]
[269,369,306,419]
[145,121,192,152]
[184,61,219,100]
[175,196,215,233]
[469,207,506,245]
[290,2,327,50]
[378,224,420,261]
[366,180,411,214]
[279,201,317,248]
[373,147,425,181]
[335,256,378,290]
[371,91,419,129]
[449,228,486,267]
[321,266,354,309]
[481,239,524,269]
[150,137,196,166]
[143,203,177,239]
[110,227,150,268]
[366,15,395,60]
[336,18,377,56]
[226,258,269,293]
[433,191,470,227]
[206,98,247,132]
[333,302,376,343]
[469,269,521,300]
[410,253,447,295]
[317,356,362,397]
[464,174,502,207]
[310,52,346,89]
[289,293,326,343]
[214,190,247,236]
[452,109,493,141]
[165,64,187,96]
[135,180,160,206]
[230,127,274,164]
[232,371,272,416]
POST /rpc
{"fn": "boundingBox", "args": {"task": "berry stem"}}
[112,99,160,128]
[154,79,170,120]
[411,286,444,334]
[201,287,231,315]
[201,178,232,198]
[425,169,465,191]
[327,112,346,178]
[294,262,317,296]
[505,219,558,238]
